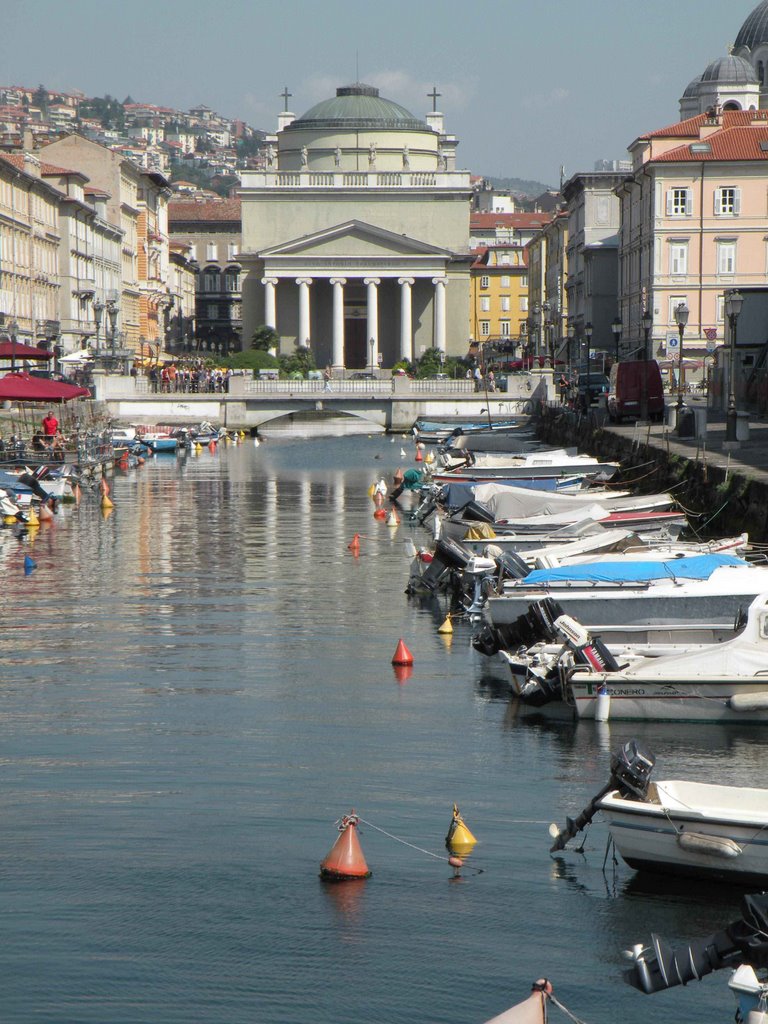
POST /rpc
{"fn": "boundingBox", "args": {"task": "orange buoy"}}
[373,508,387,520]
[73,482,82,504]
[347,533,361,554]
[98,477,110,496]
[209,440,217,453]
[392,639,414,666]
[392,664,413,684]
[137,456,145,466]
[448,855,463,868]
[374,491,383,507]
[320,813,371,881]
[415,447,423,462]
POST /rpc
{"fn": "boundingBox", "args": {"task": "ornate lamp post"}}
[611,316,622,366]
[567,323,575,378]
[532,303,541,363]
[541,300,551,366]
[674,300,689,419]
[584,322,593,409]
[92,299,105,353]
[641,309,653,422]
[642,309,653,360]
[106,301,119,356]
[724,289,743,443]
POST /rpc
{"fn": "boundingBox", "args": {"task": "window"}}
[717,294,725,323]
[500,275,510,288]
[669,241,688,276]
[520,296,528,312]
[668,295,687,324]
[227,242,238,260]
[206,243,218,261]
[480,296,491,312]
[500,296,510,311]
[715,187,741,216]
[520,274,528,288]
[224,267,240,292]
[499,253,511,265]
[207,303,219,319]
[500,320,511,336]
[480,320,490,336]
[203,268,220,292]
[717,240,736,275]
[480,275,489,289]
[666,187,692,216]
[188,243,198,262]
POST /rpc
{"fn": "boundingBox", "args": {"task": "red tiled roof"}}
[654,124,768,161]
[168,197,241,222]
[641,108,768,141]
[40,161,86,177]
[0,152,24,169]
[84,185,110,197]
[470,212,552,228]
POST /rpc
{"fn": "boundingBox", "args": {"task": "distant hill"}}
[484,175,555,198]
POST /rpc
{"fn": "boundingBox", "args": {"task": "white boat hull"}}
[598,781,768,884]
[571,677,768,722]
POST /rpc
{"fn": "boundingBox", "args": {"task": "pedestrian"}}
[42,410,59,437]
[323,366,333,392]
[558,373,569,404]
[473,365,482,391]
[487,370,496,392]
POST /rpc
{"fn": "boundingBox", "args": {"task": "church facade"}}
[239,84,472,370]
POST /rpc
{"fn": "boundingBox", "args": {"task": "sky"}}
[0,0,749,186]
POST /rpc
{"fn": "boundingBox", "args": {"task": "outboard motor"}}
[406,537,472,596]
[553,615,622,673]
[626,893,768,994]
[549,739,656,852]
[472,598,566,657]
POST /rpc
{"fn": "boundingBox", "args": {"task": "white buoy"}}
[253,437,261,447]
[594,684,610,722]
[400,448,407,458]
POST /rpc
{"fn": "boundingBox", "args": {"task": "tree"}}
[251,325,279,352]
[32,84,48,113]
[279,345,316,377]
[220,349,278,372]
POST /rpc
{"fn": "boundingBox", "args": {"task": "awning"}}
[0,341,53,360]
[0,373,91,402]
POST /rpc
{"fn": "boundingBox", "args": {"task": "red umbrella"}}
[0,372,90,402]
[0,341,53,360]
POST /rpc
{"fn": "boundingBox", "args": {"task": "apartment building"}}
[470,245,529,351]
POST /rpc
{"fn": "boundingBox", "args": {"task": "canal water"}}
[0,436,762,1024]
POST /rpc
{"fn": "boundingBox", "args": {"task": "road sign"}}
[666,333,679,353]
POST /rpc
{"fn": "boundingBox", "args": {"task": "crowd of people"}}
[144,363,233,394]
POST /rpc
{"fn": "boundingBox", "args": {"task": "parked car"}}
[607,360,665,422]
[349,371,377,380]
[577,372,610,406]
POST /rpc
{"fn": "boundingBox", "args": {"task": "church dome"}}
[700,54,759,84]
[288,84,428,131]
[735,1,768,52]
[682,75,702,98]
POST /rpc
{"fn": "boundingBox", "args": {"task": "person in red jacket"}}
[42,411,58,437]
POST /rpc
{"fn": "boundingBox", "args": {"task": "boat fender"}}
[729,692,768,712]
[676,832,743,859]
[747,1011,768,1024]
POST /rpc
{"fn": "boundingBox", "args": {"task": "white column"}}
[330,277,346,370]
[432,276,447,353]
[398,277,414,362]
[365,277,380,368]
[261,277,278,328]
[296,277,312,345]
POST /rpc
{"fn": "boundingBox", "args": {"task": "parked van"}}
[607,360,664,422]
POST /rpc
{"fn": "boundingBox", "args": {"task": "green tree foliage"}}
[78,94,125,130]
[411,347,469,379]
[32,85,48,113]
[220,349,278,371]
[251,325,279,352]
[279,345,316,378]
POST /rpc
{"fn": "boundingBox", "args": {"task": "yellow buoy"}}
[101,495,114,510]
[437,613,453,635]
[194,443,203,453]
[425,450,435,464]
[26,505,39,527]
[445,803,477,856]
[3,514,17,525]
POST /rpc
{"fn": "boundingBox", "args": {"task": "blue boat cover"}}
[523,553,746,586]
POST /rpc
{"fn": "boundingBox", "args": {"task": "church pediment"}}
[258,220,451,259]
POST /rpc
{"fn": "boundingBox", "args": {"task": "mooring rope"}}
[354,816,447,862]
[548,993,591,1024]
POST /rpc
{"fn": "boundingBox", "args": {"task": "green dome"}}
[288,83,427,131]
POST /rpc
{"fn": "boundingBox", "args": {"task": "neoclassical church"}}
[239,84,472,370]
[680,1,768,117]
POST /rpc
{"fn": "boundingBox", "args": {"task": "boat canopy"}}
[523,553,746,586]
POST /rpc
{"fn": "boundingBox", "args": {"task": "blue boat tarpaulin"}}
[523,553,746,586]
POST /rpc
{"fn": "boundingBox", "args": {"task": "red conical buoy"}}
[373,508,387,520]
[415,447,423,462]
[99,477,110,496]
[320,813,371,881]
[347,533,361,555]
[392,639,414,666]
[209,440,217,453]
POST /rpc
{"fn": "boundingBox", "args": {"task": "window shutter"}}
[685,190,693,216]
[714,188,720,215]
[734,188,741,215]
[666,190,673,215]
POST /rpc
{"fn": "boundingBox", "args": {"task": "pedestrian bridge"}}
[93,372,547,432]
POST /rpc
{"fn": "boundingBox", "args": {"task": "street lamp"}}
[93,299,105,353]
[542,300,551,366]
[532,303,541,362]
[567,323,575,378]
[106,301,119,356]
[642,309,653,360]
[584,322,593,410]
[641,309,653,422]
[7,319,19,372]
[724,289,743,443]
[611,316,622,366]
[674,300,689,417]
